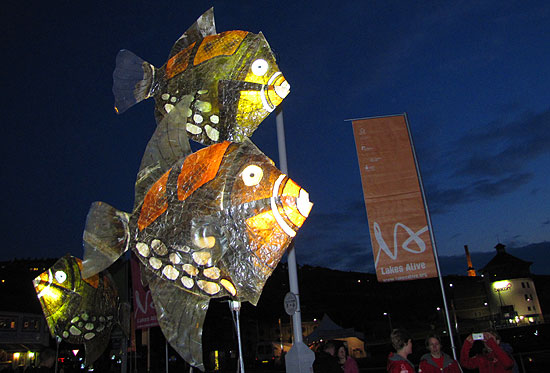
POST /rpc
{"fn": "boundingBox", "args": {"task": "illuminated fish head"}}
[33,255,84,336]
[228,142,312,273]
[239,32,290,107]
[220,32,290,141]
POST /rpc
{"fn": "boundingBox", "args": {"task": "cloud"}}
[424,108,549,213]
[426,172,533,214]
[455,109,550,177]
[294,199,372,271]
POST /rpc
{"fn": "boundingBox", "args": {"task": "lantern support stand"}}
[230,301,245,373]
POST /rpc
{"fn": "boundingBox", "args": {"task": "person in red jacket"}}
[460,331,514,373]
[419,334,461,373]
[387,329,415,373]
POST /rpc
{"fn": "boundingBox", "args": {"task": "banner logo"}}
[373,222,429,267]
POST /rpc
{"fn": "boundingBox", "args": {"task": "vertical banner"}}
[352,114,437,282]
[131,254,159,329]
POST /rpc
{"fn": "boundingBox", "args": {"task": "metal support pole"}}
[165,339,169,373]
[230,301,245,373]
[276,107,303,344]
[404,113,458,360]
[276,107,315,373]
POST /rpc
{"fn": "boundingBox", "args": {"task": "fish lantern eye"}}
[251,59,269,76]
[54,271,67,284]
[240,165,263,186]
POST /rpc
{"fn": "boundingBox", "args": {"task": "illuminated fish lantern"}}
[112,7,290,145]
[81,114,312,370]
[33,254,128,365]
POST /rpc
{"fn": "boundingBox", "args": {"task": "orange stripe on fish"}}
[194,31,248,66]
[177,142,230,201]
[138,170,172,231]
[166,42,196,79]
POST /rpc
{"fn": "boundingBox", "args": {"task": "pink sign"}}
[131,254,159,329]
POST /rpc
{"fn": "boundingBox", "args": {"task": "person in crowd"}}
[336,343,359,373]
[313,340,341,373]
[418,334,461,373]
[496,333,519,373]
[460,331,514,373]
[387,329,415,373]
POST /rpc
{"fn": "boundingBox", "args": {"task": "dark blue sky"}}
[3,1,549,274]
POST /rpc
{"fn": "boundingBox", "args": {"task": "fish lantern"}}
[81,112,312,369]
[112,8,290,145]
[33,254,128,365]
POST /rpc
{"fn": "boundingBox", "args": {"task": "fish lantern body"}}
[113,8,290,145]
[82,140,312,370]
[33,255,126,365]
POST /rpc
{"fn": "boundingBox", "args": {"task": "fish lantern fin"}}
[82,202,130,278]
[83,328,111,366]
[168,7,216,60]
[134,100,193,209]
[112,49,156,114]
[149,275,209,371]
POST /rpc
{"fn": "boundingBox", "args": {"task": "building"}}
[0,258,56,370]
[480,243,544,327]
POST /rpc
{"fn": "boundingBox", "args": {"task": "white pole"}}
[275,107,303,344]
[231,301,245,373]
[404,113,458,360]
[276,107,315,373]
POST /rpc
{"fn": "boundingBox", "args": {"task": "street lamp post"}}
[383,312,393,332]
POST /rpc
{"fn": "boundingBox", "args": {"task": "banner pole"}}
[403,113,458,360]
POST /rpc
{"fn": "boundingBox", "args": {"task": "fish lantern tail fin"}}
[82,202,130,278]
[112,49,155,114]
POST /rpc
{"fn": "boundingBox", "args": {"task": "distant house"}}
[480,243,544,327]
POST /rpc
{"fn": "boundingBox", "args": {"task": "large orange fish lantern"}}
[113,8,290,145]
[82,108,312,369]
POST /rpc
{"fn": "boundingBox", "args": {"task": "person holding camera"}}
[419,334,460,373]
[460,331,514,373]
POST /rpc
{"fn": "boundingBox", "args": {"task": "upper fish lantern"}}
[113,8,290,145]
[81,110,312,369]
[33,254,129,366]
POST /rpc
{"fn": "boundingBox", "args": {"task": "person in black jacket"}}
[313,340,341,373]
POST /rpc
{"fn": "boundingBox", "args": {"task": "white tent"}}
[305,314,366,358]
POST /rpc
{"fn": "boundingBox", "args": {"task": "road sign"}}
[284,292,298,315]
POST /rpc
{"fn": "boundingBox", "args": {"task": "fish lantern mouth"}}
[270,175,312,237]
[33,271,52,297]
[244,174,312,270]
[34,270,63,303]
[262,73,290,112]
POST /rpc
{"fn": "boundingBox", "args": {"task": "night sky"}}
[3,1,549,274]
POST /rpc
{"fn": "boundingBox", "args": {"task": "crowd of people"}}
[313,328,517,373]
